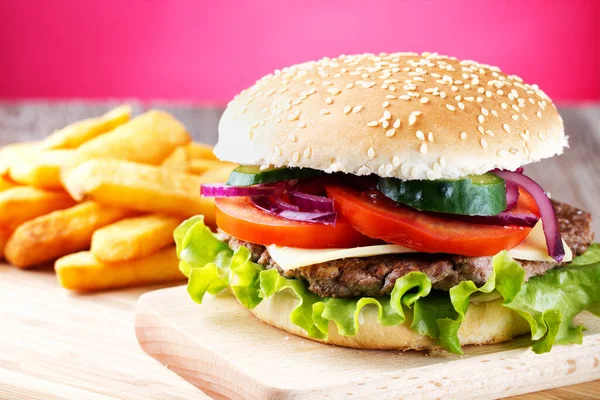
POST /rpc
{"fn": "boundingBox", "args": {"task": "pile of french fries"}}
[0,105,235,291]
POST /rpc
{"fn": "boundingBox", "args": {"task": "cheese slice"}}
[267,220,572,272]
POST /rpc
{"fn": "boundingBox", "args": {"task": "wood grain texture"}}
[1,101,599,399]
[0,265,209,400]
[136,287,600,400]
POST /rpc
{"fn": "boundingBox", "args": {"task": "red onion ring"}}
[494,171,564,262]
[288,190,335,212]
[200,183,278,197]
[504,181,520,211]
[251,196,336,225]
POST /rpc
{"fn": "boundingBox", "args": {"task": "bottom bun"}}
[249,291,530,351]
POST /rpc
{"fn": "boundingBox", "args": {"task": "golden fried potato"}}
[0,176,18,192]
[8,149,73,189]
[187,159,236,175]
[64,110,190,172]
[0,229,12,260]
[5,201,135,268]
[91,214,181,262]
[42,105,132,150]
[0,141,39,176]
[55,246,184,292]
[62,159,216,224]
[197,163,237,183]
[0,187,76,231]
[185,142,217,160]
[161,146,188,173]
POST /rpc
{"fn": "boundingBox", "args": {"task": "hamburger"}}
[175,52,599,354]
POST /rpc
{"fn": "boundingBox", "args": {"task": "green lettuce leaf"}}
[175,216,600,354]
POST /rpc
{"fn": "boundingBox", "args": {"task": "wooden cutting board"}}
[135,286,600,399]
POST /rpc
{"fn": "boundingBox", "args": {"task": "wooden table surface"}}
[0,101,599,400]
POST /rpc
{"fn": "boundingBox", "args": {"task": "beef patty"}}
[223,199,594,298]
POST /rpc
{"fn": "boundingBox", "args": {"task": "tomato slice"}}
[325,184,539,256]
[215,197,378,248]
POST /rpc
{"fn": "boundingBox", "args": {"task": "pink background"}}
[1,0,598,105]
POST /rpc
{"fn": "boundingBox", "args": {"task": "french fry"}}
[8,149,73,189]
[41,105,132,150]
[91,214,181,262]
[64,110,190,172]
[0,176,18,192]
[187,159,236,175]
[0,186,76,231]
[197,163,237,183]
[0,228,12,260]
[62,159,216,224]
[55,247,184,292]
[4,201,135,268]
[185,142,217,160]
[0,141,39,176]
[161,146,188,173]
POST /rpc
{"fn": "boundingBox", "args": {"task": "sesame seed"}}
[288,110,301,121]
[283,103,292,111]
[305,79,313,85]
[485,91,492,97]
[410,167,420,178]
[399,95,411,100]
[476,97,484,102]
[292,152,300,162]
[250,121,259,129]
[477,126,485,134]
[503,124,511,133]
[297,121,306,128]
[322,80,333,86]
[420,143,428,154]
[458,102,465,110]
[451,86,458,92]
[393,118,401,128]
[343,105,352,114]
[427,132,434,142]
[248,130,254,139]
[465,96,474,102]
[512,104,520,112]
[416,130,425,140]
[478,115,485,124]
[538,131,546,140]
[325,97,333,105]
[304,147,312,158]
[536,111,542,118]
[485,130,494,136]
[481,107,489,116]
[382,120,389,128]
[460,131,467,140]
[386,94,396,99]
[510,147,520,154]
[392,156,401,167]
[501,102,508,109]
[512,114,519,120]
[352,105,363,113]
[383,110,391,120]
[440,91,447,99]
[446,104,456,111]
[288,133,297,142]
[367,120,378,127]
[346,83,354,89]
[367,147,376,158]
[480,138,488,149]
[327,88,341,95]
[420,97,429,104]
[320,109,330,115]
[382,101,390,108]
[386,129,396,137]
[491,110,498,117]
[497,150,508,157]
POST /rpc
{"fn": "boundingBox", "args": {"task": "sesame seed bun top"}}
[215,52,567,180]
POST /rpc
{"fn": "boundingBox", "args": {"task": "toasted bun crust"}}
[250,291,530,351]
[216,52,567,180]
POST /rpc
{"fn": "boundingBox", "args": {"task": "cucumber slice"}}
[377,173,506,216]
[226,165,325,186]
